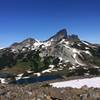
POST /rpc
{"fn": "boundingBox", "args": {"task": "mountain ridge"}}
[0,28,100,80]
[6,29,80,49]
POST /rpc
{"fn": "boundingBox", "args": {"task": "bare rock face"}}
[47,29,67,42]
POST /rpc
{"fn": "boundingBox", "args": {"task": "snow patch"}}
[22,48,26,51]
[84,73,90,76]
[73,48,80,54]
[22,76,30,79]
[50,77,100,88]
[69,66,76,70]
[49,65,55,69]
[65,41,69,45]
[11,48,16,52]
[77,44,81,46]
[43,41,51,47]
[82,41,89,46]
[17,73,24,77]
[65,60,69,63]
[59,39,65,44]
[26,70,33,73]
[16,73,24,80]
[64,45,70,49]
[34,42,42,47]
[42,69,52,73]
[72,49,85,66]
[73,54,82,65]
[25,44,30,48]
[73,53,77,59]
[42,65,55,74]
[0,78,7,84]
[58,68,63,71]
[84,50,92,56]
[34,73,41,77]
[59,57,63,61]
[85,47,90,50]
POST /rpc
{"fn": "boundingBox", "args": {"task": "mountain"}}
[10,38,36,52]
[47,29,67,42]
[0,29,100,79]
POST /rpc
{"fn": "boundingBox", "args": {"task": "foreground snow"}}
[50,77,100,88]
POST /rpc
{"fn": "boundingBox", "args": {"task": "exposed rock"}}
[47,29,67,42]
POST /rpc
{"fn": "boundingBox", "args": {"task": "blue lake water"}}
[16,75,62,84]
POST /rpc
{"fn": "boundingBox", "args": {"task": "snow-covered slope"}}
[50,77,100,88]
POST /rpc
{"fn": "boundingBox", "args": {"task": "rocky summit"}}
[47,29,68,42]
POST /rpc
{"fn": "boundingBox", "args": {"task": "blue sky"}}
[0,0,100,47]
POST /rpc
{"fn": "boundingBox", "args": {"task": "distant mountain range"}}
[0,29,100,83]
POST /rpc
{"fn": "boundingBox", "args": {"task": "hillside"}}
[0,29,100,84]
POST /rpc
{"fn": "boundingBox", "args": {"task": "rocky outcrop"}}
[47,29,67,42]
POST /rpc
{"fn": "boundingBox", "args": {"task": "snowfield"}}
[50,77,100,88]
